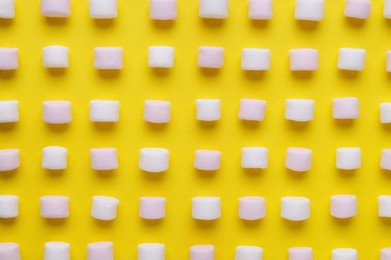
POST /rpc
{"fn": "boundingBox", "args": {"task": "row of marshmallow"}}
[0,47,389,71]
[2,195,391,221]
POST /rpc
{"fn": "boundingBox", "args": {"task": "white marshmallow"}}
[381,248,391,260]
[139,148,169,173]
[148,46,174,68]
[241,147,268,169]
[44,242,70,260]
[196,99,221,121]
[381,103,391,123]
[0,195,18,218]
[90,100,119,122]
[248,0,273,20]
[295,0,324,21]
[332,248,358,260]
[281,196,310,221]
[381,149,391,170]
[241,48,271,71]
[89,0,117,18]
[138,243,165,260]
[192,196,221,220]
[338,48,366,71]
[285,99,314,122]
[0,0,14,18]
[43,46,69,68]
[0,101,19,123]
[336,148,361,170]
[385,0,391,18]
[289,247,313,260]
[379,195,391,217]
[235,246,263,260]
[91,196,119,221]
[199,0,228,18]
[42,146,68,170]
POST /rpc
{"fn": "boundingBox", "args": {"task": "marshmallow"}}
[41,0,70,17]
[336,148,361,170]
[90,100,119,122]
[0,243,20,260]
[0,149,20,171]
[285,99,314,122]
[285,147,312,172]
[239,99,266,121]
[0,0,14,18]
[387,51,391,72]
[0,101,19,123]
[190,245,215,260]
[150,0,177,20]
[87,242,113,260]
[330,195,357,218]
[144,100,171,123]
[139,197,166,220]
[94,47,123,70]
[332,97,359,119]
[139,148,169,173]
[338,48,366,71]
[44,242,70,260]
[91,196,119,221]
[241,49,271,71]
[344,0,371,19]
[381,149,391,170]
[196,99,221,121]
[43,46,69,68]
[381,103,391,123]
[0,48,18,70]
[289,49,319,71]
[248,0,272,20]
[40,196,69,219]
[239,196,266,220]
[194,150,221,171]
[381,248,391,260]
[378,195,391,217]
[43,101,72,124]
[332,248,358,260]
[192,197,221,220]
[90,148,118,170]
[0,195,18,218]
[385,0,391,18]
[199,0,228,18]
[89,0,117,19]
[42,146,68,170]
[281,196,310,221]
[235,246,263,260]
[295,0,324,21]
[289,247,313,260]
[241,147,268,169]
[148,46,174,68]
[198,47,224,69]
[138,243,165,260]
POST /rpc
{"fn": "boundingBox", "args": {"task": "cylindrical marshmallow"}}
[44,242,70,260]
[196,99,221,121]
[381,149,391,170]
[42,146,68,170]
[289,247,313,260]
[139,197,166,220]
[90,148,118,170]
[0,101,19,123]
[41,0,70,17]
[0,48,18,70]
[239,196,266,220]
[43,46,69,68]
[190,245,215,260]
[289,49,319,71]
[378,195,391,217]
[336,148,361,170]
[241,49,271,71]
[194,150,221,171]
[148,46,174,68]
[0,243,20,260]
[285,147,312,172]
[87,242,113,260]
[338,48,366,71]
[332,248,358,260]
[381,103,391,123]
[198,47,224,68]
[241,147,268,169]
[239,99,266,121]
[43,101,72,124]
[150,0,177,20]
[192,196,221,220]
[330,195,357,218]
[0,0,15,18]
[381,248,391,260]
[248,0,272,20]
[344,0,371,19]
[281,196,310,221]
[295,0,324,21]
[40,196,69,219]
[0,195,18,218]
[199,0,228,18]
[285,99,314,122]
[0,149,20,171]
[90,100,119,122]
[387,51,391,72]
[91,196,119,221]
[385,0,391,18]
[89,0,117,18]
[235,246,263,260]
[332,97,359,119]
[94,47,123,69]
[139,148,169,173]
[138,243,165,260]
[144,100,171,123]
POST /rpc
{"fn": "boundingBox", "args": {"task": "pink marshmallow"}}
[330,195,357,218]
[150,0,177,20]
[94,47,123,70]
[381,149,391,170]
[0,48,18,70]
[194,150,221,171]
[41,0,70,17]
[239,196,266,220]
[0,149,20,172]
[344,0,371,19]
[0,243,20,260]
[90,148,118,170]
[190,245,214,260]
[139,197,166,220]
[40,196,69,219]
[43,101,72,124]
[238,98,266,121]
[332,97,359,119]
[285,147,312,172]
[87,242,113,260]
[387,51,391,72]
[381,248,391,260]
[198,46,224,69]
[289,49,318,71]
[289,247,313,260]
[248,0,272,20]
[144,100,171,123]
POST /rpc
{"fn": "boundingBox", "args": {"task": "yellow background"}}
[1,0,391,258]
